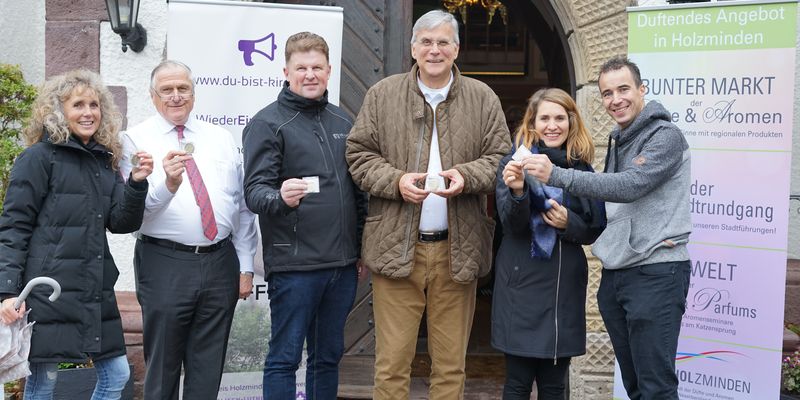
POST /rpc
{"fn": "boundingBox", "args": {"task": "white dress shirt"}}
[120,114,258,273]
[418,73,453,233]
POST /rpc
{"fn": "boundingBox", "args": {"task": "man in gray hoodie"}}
[527,56,691,399]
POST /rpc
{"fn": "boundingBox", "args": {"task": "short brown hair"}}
[285,32,329,63]
[599,56,642,87]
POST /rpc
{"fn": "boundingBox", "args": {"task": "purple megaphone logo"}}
[238,33,277,66]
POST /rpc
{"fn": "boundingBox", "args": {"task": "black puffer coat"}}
[491,148,605,360]
[0,134,147,363]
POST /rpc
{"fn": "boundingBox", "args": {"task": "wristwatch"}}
[240,271,254,277]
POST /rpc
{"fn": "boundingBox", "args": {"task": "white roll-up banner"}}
[167,1,343,398]
[620,1,797,399]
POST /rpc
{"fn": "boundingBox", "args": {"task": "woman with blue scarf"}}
[491,88,606,399]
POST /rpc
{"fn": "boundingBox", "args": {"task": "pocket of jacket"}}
[477,215,496,278]
[29,255,50,275]
[270,211,299,258]
[362,214,383,257]
[505,264,523,288]
[591,216,646,269]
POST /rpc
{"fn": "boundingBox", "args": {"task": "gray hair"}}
[411,10,459,46]
[150,60,194,91]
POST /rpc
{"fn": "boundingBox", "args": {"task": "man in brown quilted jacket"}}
[346,10,511,399]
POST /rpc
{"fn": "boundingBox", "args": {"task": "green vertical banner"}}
[622,1,797,399]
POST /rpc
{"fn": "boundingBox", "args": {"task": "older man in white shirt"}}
[120,60,257,400]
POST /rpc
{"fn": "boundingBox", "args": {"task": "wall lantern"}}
[105,0,147,53]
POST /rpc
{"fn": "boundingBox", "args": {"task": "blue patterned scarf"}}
[526,145,564,259]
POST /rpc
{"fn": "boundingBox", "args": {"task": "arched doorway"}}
[337,1,576,397]
[415,0,576,386]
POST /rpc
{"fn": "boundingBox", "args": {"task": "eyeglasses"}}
[154,86,193,101]
[417,39,454,49]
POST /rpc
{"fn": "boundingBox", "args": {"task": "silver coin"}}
[183,142,195,154]
[130,154,140,166]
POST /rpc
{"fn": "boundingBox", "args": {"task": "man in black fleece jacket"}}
[241,32,367,400]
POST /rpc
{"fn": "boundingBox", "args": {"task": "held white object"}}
[511,145,533,161]
[302,176,320,193]
[426,175,440,191]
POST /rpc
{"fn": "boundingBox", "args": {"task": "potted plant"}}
[783,350,800,399]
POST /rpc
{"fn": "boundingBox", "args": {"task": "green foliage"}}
[0,67,33,398]
[0,64,36,212]
[4,379,23,399]
[788,322,800,337]
[784,350,800,393]
[223,302,271,373]
[57,361,93,369]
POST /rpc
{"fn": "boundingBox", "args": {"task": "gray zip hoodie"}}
[549,101,691,269]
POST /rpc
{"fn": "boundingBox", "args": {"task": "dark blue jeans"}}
[263,266,357,400]
[598,261,691,400]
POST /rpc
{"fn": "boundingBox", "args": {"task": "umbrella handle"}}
[13,277,61,310]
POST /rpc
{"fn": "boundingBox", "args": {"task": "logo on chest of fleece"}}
[331,133,348,140]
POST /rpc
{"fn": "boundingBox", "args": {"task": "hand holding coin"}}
[121,134,144,166]
[163,150,189,193]
[130,151,154,182]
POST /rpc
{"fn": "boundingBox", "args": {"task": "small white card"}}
[302,176,320,193]
[425,175,440,191]
[511,145,534,161]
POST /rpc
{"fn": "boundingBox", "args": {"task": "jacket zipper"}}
[554,239,562,365]
[403,119,427,263]
[293,209,299,256]
[317,111,347,263]
[313,129,330,171]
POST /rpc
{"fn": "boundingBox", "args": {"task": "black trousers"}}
[503,354,571,400]
[134,239,240,400]
[598,261,691,400]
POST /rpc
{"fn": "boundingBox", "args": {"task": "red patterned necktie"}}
[176,125,218,241]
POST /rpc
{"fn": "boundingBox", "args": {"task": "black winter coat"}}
[0,135,147,363]
[242,84,367,276]
[491,151,604,360]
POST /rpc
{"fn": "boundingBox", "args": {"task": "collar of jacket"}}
[407,63,462,121]
[40,128,111,156]
[277,81,329,113]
